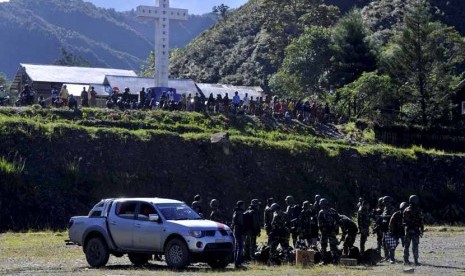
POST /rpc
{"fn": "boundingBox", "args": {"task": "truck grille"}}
[204,243,233,251]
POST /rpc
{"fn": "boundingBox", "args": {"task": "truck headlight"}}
[189,230,204,238]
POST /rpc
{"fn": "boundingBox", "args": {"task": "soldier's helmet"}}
[270,203,281,212]
[383,196,393,204]
[251,199,260,207]
[315,194,321,202]
[409,195,419,205]
[285,195,294,204]
[210,199,219,208]
[319,198,329,208]
[399,202,408,210]
[302,201,310,209]
[378,197,384,205]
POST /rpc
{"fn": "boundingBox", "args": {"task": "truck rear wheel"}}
[85,237,109,268]
[165,238,190,269]
[128,253,151,266]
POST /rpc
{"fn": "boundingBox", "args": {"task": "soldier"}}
[381,196,396,261]
[403,195,424,266]
[285,195,300,247]
[191,194,203,217]
[264,197,274,236]
[244,199,261,261]
[339,215,358,257]
[356,197,364,210]
[372,197,385,254]
[318,198,340,264]
[209,199,225,224]
[269,203,290,264]
[298,201,313,248]
[357,200,371,253]
[313,194,322,213]
[387,202,408,264]
[232,201,246,268]
[309,200,320,248]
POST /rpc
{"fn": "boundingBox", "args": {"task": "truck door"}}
[108,201,137,250]
[132,202,164,252]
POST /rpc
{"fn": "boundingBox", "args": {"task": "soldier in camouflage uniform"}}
[372,197,385,254]
[313,194,321,213]
[209,199,225,224]
[297,201,313,248]
[318,198,340,264]
[264,197,274,237]
[403,195,424,266]
[269,203,290,263]
[357,200,371,253]
[244,199,261,261]
[387,202,408,264]
[285,195,300,247]
[381,196,396,261]
[339,214,358,256]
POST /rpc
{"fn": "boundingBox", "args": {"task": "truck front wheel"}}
[85,237,110,268]
[165,238,190,269]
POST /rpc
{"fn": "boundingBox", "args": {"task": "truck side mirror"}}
[149,214,160,222]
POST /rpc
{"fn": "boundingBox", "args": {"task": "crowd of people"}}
[17,84,332,123]
[190,194,424,269]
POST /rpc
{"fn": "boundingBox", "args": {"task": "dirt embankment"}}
[1,122,465,231]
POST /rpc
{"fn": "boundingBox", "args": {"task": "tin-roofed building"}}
[104,76,200,97]
[10,64,137,98]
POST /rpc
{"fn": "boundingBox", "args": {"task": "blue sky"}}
[87,0,248,15]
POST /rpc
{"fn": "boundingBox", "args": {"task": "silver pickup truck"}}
[68,198,234,269]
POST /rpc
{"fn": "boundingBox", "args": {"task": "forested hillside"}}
[0,0,216,78]
[170,0,465,128]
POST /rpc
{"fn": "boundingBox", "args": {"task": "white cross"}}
[137,0,188,88]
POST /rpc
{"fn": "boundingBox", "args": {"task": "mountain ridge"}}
[0,0,216,78]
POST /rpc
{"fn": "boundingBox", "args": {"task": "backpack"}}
[243,209,254,232]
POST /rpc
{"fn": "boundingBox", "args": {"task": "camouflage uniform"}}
[210,208,225,224]
[298,206,313,247]
[381,203,396,259]
[264,204,274,235]
[244,203,261,260]
[318,207,340,264]
[357,205,371,253]
[373,206,384,253]
[269,210,290,261]
[339,215,358,256]
[403,204,424,265]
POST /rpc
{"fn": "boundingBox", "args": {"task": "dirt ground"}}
[0,227,464,275]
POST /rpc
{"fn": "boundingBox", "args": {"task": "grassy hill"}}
[0,106,463,231]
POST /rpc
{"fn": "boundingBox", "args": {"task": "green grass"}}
[0,106,462,159]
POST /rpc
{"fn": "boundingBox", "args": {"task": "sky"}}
[87,0,248,15]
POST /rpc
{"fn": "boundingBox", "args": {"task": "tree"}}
[333,72,397,121]
[212,4,230,20]
[382,0,465,126]
[0,73,9,96]
[53,48,91,67]
[269,26,332,97]
[140,51,155,78]
[329,9,378,88]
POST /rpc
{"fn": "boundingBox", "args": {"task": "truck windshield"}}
[156,203,202,220]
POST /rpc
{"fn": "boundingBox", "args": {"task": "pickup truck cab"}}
[68,198,234,269]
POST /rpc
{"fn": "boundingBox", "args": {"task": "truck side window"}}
[115,202,137,219]
[137,203,157,221]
